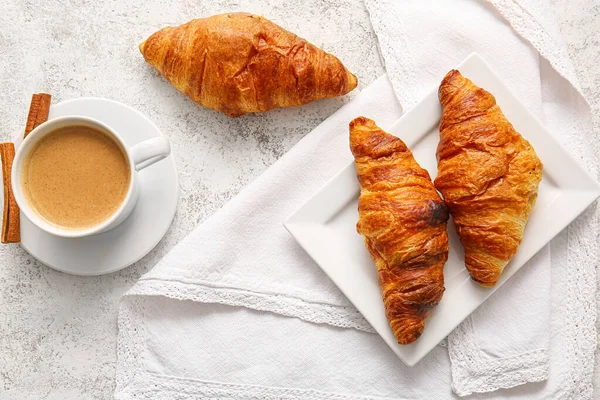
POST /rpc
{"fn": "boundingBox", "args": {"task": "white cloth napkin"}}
[115,1,598,398]
[364,0,598,397]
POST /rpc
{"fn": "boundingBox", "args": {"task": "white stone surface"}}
[0,1,596,399]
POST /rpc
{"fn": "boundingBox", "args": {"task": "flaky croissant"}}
[350,117,449,345]
[435,70,542,287]
[139,13,358,117]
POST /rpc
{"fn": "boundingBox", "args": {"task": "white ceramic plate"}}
[284,53,600,366]
[13,98,179,276]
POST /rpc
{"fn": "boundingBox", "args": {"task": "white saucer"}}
[13,98,179,276]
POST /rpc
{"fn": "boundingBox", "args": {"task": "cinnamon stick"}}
[1,143,20,243]
[0,93,52,243]
[24,93,52,138]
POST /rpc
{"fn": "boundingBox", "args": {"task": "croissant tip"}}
[473,279,498,288]
[440,69,462,86]
[439,69,467,104]
[395,324,424,345]
[138,40,146,55]
[397,336,418,345]
[469,271,500,288]
[349,116,372,129]
[347,72,359,92]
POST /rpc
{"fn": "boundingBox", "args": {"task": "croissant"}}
[435,70,542,287]
[350,117,449,345]
[139,13,358,117]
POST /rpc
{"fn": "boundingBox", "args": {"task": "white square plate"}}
[284,53,600,367]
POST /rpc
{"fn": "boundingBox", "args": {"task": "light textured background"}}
[0,0,597,399]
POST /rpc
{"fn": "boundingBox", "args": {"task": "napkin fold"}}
[116,1,598,398]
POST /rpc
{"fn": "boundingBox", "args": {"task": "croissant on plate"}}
[435,70,543,287]
[350,117,449,345]
[139,13,358,117]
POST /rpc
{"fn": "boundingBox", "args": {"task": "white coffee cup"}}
[12,116,171,238]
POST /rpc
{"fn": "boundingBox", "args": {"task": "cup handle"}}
[130,137,171,171]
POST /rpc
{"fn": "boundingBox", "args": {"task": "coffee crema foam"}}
[21,125,130,230]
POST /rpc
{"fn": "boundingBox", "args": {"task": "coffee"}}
[21,125,130,230]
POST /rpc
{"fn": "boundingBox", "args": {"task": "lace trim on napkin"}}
[553,202,599,399]
[115,298,147,391]
[486,0,583,96]
[119,373,399,400]
[448,316,548,396]
[127,278,375,333]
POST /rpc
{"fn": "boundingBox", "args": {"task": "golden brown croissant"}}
[139,13,358,117]
[435,70,542,287]
[350,117,449,345]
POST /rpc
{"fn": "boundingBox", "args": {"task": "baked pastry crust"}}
[435,70,543,287]
[350,117,449,345]
[139,13,358,117]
